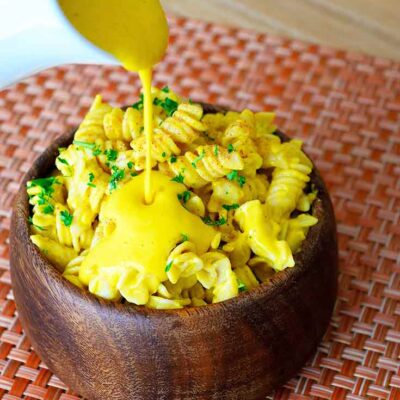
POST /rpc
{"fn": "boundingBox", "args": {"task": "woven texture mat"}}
[0,16,399,400]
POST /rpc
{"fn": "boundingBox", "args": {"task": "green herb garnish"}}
[227,144,235,153]
[27,176,59,190]
[28,216,45,231]
[104,149,118,162]
[191,149,205,168]
[57,157,69,166]
[73,140,96,149]
[161,86,170,93]
[162,151,167,158]
[214,145,219,156]
[181,233,189,242]
[87,172,96,188]
[170,155,177,163]
[165,261,173,273]
[109,166,125,191]
[171,173,184,184]
[92,147,102,156]
[127,161,134,169]
[177,190,191,204]
[237,175,246,187]
[226,170,246,188]
[154,97,179,116]
[27,176,60,197]
[202,216,227,226]
[238,280,247,293]
[222,203,239,211]
[132,93,144,110]
[43,203,55,214]
[60,210,73,227]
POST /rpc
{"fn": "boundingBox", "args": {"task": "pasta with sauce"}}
[27,87,318,309]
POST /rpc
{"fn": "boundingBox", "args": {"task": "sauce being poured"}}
[59,0,168,203]
[58,0,215,282]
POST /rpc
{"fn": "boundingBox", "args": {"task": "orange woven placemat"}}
[0,16,399,400]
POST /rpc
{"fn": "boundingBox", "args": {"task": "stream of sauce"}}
[58,0,215,281]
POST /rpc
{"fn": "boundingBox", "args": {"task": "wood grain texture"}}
[9,106,338,400]
[161,0,400,60]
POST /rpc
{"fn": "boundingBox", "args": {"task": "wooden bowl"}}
[10,104,338,400]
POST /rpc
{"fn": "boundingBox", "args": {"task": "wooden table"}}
[162,0,400,60]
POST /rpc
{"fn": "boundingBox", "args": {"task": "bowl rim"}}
[11,107,334,319]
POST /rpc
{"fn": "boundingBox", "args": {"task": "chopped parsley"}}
[58,147,66,153]
[154,97,179,116]
[161,86,170,93]
[177,190,191,204]
[162,151,167,158]
[28,216,45,231]
[127,161,134,170]
[214,145,219,156]
[27,176,59,191]
[87,172,96,188]
[191,149,205,168]
[109,166,125,191]
[202,216,227,226]
[60,210,73,227]
[171,173,184,184]
[43,203,55,214]
[170,155,177,163]
[130,171,138,177]
[27,177,60,215]
[237,175,246,187]
[222,203,239,211]
[73,140,96,150]
[57,157,69,166]
[165,261,173,273]
[92,146,102,156]
[227,144,235,153]
[181,233,189,242]
[238,280,248,293]
[104,148,118,162]
[132,93,144,110]
[226,170,246,188]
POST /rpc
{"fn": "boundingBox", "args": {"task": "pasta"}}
[27,87,318,309]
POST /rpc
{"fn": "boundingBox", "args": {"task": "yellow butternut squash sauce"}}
[79,172,215,285]
[58,0,216,282]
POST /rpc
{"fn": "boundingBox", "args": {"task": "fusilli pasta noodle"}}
[28,87,318,309]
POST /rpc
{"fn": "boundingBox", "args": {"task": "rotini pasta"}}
[159,144,244,188]
[28,88,318,309]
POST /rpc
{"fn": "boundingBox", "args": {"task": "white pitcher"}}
[0,0,119,89]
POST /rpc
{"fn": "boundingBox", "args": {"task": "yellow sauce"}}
[58,0,216,281]
[79,172,215,283]
[58,0,169,72]
[138,68,155,203]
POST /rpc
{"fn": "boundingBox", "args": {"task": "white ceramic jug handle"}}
[0,0,118,89]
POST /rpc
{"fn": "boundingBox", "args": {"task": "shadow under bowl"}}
[10,104,338,400]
